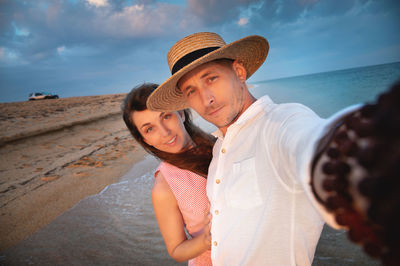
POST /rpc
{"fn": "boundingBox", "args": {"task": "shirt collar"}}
[212,95,274,139]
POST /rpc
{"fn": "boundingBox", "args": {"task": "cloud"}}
[1,0,267,68]
[57,46,66,54]
[247,0,400,80]
[87,0,109,8]
[0,46,25,66]
[0,0,186,66]
[186,0,259,25]
[238,17,249,26]
[97,3,181,37]
[12,22,30,37]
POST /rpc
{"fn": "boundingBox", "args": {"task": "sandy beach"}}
[0,94,147,251]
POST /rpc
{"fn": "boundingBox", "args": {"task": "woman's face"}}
[132,109,193,154]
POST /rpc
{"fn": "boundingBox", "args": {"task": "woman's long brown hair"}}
[122,83,215,178]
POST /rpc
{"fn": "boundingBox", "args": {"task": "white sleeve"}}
[271,103,361,228]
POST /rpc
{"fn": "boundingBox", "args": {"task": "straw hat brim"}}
[147,35,269,111]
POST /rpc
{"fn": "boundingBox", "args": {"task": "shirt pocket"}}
[225,157,263,209]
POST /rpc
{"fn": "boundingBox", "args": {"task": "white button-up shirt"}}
[207,95,358,265]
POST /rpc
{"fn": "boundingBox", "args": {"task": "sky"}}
[0,0,399,102]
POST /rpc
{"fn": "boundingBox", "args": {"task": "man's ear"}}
[232,60,247,82]
[178,110,185,122]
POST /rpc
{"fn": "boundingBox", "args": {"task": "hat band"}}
[171,46,220,75]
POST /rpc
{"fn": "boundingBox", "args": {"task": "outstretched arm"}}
[311,82,400,266]
[152,171,211,262]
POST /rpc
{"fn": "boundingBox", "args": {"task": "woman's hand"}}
[201,212,212,250]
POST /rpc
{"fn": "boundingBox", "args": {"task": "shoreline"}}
[0,94,147,251]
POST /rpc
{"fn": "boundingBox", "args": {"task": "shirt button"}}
[221,148,226,154]
[215,179,221,184]
[213,241,218,246]
[214,210,219,215]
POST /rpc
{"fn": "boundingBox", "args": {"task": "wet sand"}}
[0,94,147,251]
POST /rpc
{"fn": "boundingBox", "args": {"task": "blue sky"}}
[0,0,399,102]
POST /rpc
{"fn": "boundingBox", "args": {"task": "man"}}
[147,32,399,265]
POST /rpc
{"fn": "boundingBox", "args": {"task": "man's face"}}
[178,60,249,133]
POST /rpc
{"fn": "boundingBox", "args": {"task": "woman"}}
[122,83,215,265]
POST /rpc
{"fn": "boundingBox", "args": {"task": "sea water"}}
[250,62,400,117]
[1,62,399,265]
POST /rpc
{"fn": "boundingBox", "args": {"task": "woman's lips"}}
[165,135,177,145]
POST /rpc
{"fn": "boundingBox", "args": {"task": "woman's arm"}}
[151,171,211,262]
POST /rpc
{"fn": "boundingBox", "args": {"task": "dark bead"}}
[333,130,349,144]
[337,210,360,228]
[336,161,351,176]
[357,146,377,168]
[354,119,375,138]
[335,209,357,226]
[334,179,349,192]
[338,139,358,156]
[322,178,335,192]
[326,195,351,210]
[345,116,360,130]
[326,147,340,159]
[322,161,336,175]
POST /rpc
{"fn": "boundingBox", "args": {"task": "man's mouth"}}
[208,106,223,117]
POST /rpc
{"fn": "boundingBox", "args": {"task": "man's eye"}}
[145,127,153,133]
[164,114,171,119]
[208,76,218,82]
[186,89,195,97]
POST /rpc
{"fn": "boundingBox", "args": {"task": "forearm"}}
[310,82,400,265]
[169,233,210,262]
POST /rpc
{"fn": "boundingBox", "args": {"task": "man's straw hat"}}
[147,32,269,111]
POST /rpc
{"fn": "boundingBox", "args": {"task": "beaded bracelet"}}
[311,82,400,266]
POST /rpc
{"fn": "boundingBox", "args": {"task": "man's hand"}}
[311,81,400,266]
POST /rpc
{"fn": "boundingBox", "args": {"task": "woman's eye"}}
[145,127,153,133]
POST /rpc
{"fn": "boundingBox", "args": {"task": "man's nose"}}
[200,88,215,106]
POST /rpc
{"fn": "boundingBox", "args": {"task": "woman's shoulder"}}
[152,170,175,201]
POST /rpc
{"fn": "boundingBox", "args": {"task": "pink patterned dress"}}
[155,162,212,266]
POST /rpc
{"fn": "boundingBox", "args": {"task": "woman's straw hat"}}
[147,32,269,111]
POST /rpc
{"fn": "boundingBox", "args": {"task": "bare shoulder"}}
[152,171,175,201]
